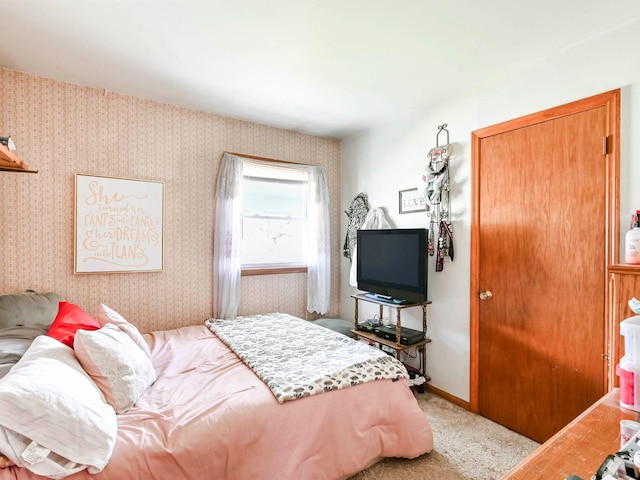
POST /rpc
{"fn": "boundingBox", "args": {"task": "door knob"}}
[478,291,493,300]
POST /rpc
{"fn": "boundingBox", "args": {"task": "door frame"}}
[469,90,620,412]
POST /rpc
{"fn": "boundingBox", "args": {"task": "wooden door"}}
[470,91,620,443]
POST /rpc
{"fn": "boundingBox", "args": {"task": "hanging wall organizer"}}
[420,124,453,271]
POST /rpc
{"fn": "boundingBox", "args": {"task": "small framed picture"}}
[399,188,427,214]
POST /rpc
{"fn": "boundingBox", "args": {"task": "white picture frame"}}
[74,174,164,273]
[399,188,427,214]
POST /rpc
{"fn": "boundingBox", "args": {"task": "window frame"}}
[238,156,310,276]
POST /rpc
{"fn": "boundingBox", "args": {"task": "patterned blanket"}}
[204,312,408,403]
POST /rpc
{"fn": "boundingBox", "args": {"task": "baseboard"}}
[425,384,470,410]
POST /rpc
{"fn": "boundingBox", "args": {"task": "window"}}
[241,160,309,274]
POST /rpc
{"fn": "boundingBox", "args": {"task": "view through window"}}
[241,160,309,270]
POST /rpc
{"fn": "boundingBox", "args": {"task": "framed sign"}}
[399,188,427,214]
[74,174,164,273]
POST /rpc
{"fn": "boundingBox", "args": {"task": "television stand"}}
[350,293,431,392]
[363,292,409,305]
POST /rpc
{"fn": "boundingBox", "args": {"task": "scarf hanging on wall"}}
[343,192,369,262]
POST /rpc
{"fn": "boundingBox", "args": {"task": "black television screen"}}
[356,228,428,304]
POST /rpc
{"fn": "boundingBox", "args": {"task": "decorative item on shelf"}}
[418,124,453,271]
[0,136,16,152]
[629,298,640,315]
[0,135,37,173]
[625,210,640,265]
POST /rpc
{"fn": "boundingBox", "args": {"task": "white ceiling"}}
[1,1,640,139]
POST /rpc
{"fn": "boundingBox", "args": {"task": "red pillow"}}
[47,302,100,347]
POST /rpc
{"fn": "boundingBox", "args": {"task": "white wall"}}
[340,19,640,402]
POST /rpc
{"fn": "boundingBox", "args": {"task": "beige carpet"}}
[350,391,540,480]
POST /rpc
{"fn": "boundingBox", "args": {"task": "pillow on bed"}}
[0,290,63,378]
[74,324,156,414]
[0,325,51,380]
[0,324,49,362]
[0,335,117,478]
[47,302,100,347]
[97,304,152,359]
[0,454,14,468]
[0,365,13,380]
[0,291,63,329]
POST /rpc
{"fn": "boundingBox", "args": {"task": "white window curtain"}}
[213,153,243,319]
[306,166,331,314]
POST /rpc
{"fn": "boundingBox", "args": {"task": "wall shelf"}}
[0,144,37,173]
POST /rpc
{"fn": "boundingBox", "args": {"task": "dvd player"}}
[374,325,424,345]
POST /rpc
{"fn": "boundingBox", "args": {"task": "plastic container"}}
[621,419,640,447]
[617,356,640,412]
[625,213,640,265]
[621,316,640,365]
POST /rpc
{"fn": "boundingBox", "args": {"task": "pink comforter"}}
[0,325,433,480]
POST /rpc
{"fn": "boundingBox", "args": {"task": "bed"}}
[0,292,433,480]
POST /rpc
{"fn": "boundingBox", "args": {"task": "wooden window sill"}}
[241,266,308,276]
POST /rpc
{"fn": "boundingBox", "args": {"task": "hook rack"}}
[420,124,453,271]
[436,124,449,147]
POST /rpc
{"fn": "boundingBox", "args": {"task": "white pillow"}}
[74,324,156,414]
[0,335,117,478]
[97,304,152,359]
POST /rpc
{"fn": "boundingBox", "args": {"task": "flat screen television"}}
[356,228,428,304]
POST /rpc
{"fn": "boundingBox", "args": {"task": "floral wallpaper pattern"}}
[0,69,341,332]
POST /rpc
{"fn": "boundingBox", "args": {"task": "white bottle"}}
[625,215,640,265]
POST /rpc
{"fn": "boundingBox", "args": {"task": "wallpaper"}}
[0,68,341,333]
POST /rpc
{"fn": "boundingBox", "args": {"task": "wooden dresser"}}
[501,389,637,480]
[609,265,640,388]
